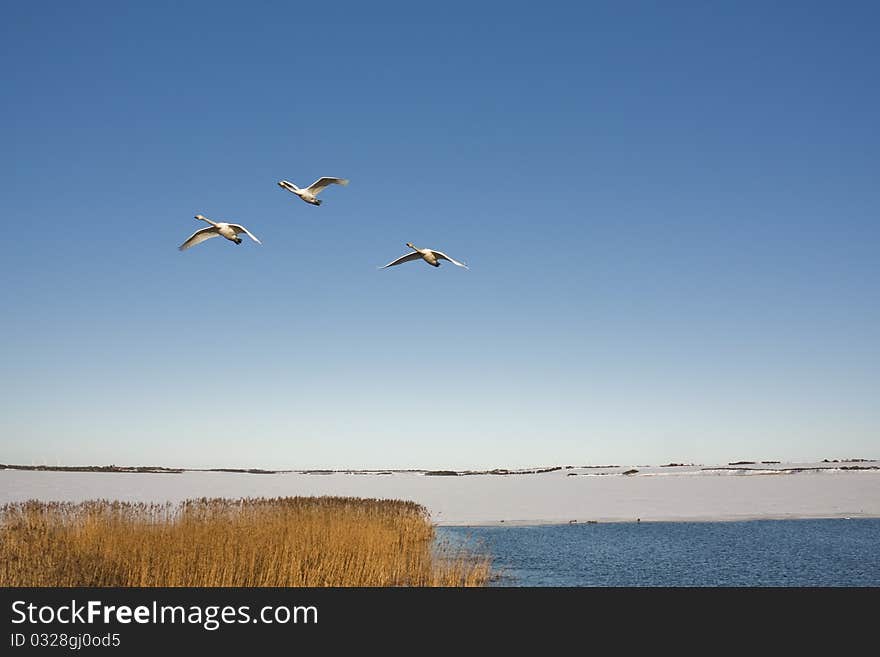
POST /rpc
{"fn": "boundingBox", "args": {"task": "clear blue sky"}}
[2,1,878,469]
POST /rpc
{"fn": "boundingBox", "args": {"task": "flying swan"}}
[178,215,262,251]
[277,177,349,205]
[380,243,469,269]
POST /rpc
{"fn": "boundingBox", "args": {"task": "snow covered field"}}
[2,461,878,525]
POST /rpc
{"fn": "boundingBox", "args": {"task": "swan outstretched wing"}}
[179,226,219,251]
[306,177,349,195]
[380,252,423,268]
[432,250,469,269]
[229,224,262,244]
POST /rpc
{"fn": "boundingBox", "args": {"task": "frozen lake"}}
[2,461,879,525]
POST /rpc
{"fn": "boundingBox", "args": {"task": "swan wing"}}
[306,177,349,195]
[229,223,262,244]
[380,252,423,268]
[178,226,219,251]
[432,250,469,269]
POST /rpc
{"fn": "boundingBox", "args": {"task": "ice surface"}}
[2,461,878,525]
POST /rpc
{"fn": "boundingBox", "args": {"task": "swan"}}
[380,243,469,269]
[277,177,349,205]
[178,215,262,251]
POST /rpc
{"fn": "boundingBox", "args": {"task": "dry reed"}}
[0,497,491,587]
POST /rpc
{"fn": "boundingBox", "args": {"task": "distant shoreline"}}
[4,461,880,526]
[1,458,876,476]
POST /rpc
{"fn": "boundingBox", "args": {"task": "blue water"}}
[437,518,880,586]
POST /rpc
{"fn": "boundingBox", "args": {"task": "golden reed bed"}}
[0,497,490,587]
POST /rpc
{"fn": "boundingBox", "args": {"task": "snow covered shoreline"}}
[3,460,879,526]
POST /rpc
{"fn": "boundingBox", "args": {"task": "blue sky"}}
[1,1,878,469]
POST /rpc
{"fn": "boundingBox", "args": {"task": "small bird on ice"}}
[277,177,349,206]
[178,215,262,251]
[380,243,469,269]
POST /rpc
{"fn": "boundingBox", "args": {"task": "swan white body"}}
[381,243,468,269]
[277,177,349,205]
[178,214,262,251]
